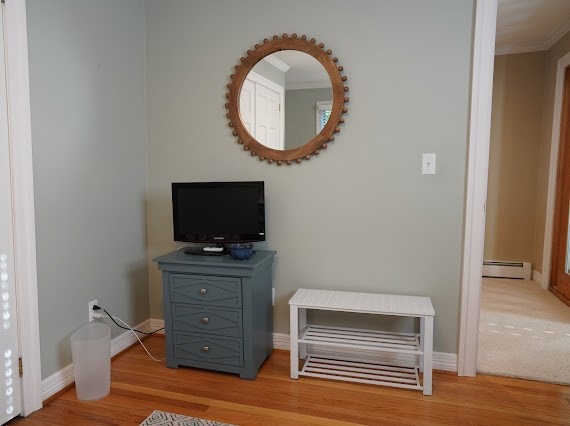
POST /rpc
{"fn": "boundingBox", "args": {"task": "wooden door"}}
[550,67,570,305]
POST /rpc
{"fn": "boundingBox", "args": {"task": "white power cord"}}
[94,312,166,362]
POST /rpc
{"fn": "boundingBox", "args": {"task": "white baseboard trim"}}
[147,322,457,371]
[134,323,459,372]
[150,318,165,334]
[42,320,457,401]
[41,319,153,401]
[273,332,290,350]
[482,260,532,280]
[41,364,74,402]
[532,269,546,289]
[273,332,457,372]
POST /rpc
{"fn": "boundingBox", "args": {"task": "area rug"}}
[478,278,570,385]
[140,410,236,426]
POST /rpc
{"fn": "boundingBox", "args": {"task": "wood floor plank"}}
[10,336,570,425]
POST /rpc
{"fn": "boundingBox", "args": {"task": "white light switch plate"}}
[422,153,436,175]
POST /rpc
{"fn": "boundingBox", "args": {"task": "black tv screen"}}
[172,181,265,244]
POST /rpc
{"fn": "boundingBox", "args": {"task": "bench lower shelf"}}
[299,354,422,391]
[297,324,424,391]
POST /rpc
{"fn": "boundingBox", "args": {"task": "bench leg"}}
[290,305,299,379]
[299,308,307,360]
[420,316,433,395]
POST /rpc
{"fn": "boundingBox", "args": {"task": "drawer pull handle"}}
[200,288,207,295]
[201,317,209,324]
[202,346,209,353]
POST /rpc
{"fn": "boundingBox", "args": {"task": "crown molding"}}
[495,41,548,55]
[263,55,290,72]
[545,21,570,50]
[495,28,570,56]
[286,81,331,90]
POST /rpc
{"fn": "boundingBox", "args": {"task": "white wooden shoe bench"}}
[289,288,435,395]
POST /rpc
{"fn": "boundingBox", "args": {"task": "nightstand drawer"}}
[173,332,243,367]
[170,274,242,307]
[172,304,242,338]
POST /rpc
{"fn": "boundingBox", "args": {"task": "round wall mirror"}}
[226,34,349,165]
[243,50,332,151]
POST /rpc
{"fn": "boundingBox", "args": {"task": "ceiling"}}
[271,50,328,90]
[264,50,331,90]
[496,0,570,55]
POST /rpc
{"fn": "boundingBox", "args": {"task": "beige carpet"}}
[478,277,570,384]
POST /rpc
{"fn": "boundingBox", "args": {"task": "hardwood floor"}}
[10,335,570,425]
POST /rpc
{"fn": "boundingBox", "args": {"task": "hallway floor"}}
[478,277,570,384]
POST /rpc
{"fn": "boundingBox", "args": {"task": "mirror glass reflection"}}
[239,50,333,150]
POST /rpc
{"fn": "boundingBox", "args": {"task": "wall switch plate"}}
[422,153,436,175]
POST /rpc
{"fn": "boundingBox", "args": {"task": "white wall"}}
[145,0,474,354]
[26,0,148,378]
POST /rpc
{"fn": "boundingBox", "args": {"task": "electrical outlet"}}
[88,299,98,322]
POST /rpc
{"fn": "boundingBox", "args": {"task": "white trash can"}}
[70,322,111,400]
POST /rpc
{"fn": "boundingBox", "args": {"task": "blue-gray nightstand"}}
[154,249,276,379]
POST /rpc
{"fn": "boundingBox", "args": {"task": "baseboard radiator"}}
[482,260,531,280]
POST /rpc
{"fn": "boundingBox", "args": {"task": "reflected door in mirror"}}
[240,71,284,150]
[239,79,255,135]
[255,83,282,149]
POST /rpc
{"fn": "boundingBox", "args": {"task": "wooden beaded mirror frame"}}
[225,34,349,165]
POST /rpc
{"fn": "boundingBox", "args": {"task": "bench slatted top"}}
[289,289,435,317]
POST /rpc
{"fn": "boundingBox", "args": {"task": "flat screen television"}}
[172,181,265,245]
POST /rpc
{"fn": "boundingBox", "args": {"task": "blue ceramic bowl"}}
[228,243,254,260]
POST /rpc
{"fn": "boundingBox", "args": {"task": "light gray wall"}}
[27,0,148,379]
[145,0,473,354]
[285,88,332,149]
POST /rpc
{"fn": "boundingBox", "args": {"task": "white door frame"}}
[458,0,497,376]
[540,52,570,290]
[4,0,42,414]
